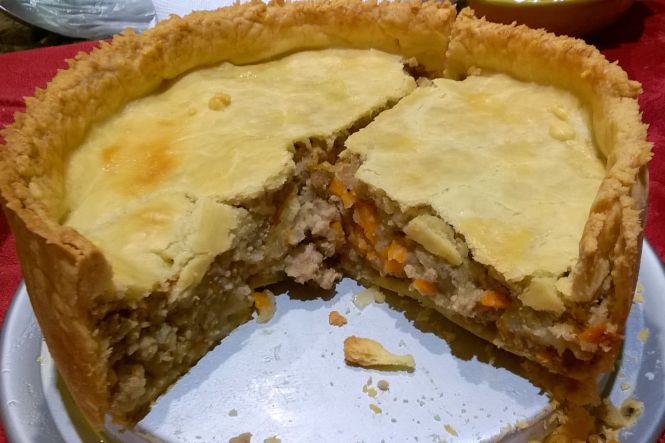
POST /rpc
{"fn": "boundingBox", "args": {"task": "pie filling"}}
[63,49,608,421]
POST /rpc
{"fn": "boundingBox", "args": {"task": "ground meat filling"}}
[280,140,344,288]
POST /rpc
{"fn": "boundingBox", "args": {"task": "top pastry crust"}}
[345,73,606,283]
[65,49,415,296]
[0,0,651,430]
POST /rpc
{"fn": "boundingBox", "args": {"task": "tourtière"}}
[0,0,651,434]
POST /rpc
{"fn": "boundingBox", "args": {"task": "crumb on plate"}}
[602,398,644,429]
[353,287,386,309]
[329,310,348,326]
[344,336,415,371]
[377,379,390,391]
[444,424,458,437]
[229,432,252,443]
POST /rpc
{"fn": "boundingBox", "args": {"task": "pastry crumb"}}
[228,409,238,417]
[369,403,382,414]
[416,77,434,87]
[444,424,458,437]
[638,328,649,342]
[377,379,390,391]
[328,310,347,326]
[620,383,630,391]
[601,398,644,428]
[251,290,276,324]
[208,92,231,110]
[353,287,386,309]
[362,376,378,397]
[229,432,251,443]
[344,336,415,371]
[263,437,281,443]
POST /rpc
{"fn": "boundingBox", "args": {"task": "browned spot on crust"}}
[104,126,179,195]
[135,142,176,188]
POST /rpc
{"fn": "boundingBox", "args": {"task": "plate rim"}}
[0,281,67,443]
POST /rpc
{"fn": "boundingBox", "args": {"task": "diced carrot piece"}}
[354,201,378,245]
[413,279,437,296]
[479,290,511,310]
[348,224,370,252]
[579,322,607,344]
[384,259,404,275]
[251,291,272,310]
[250,291,276,324]
[328,177,356,208]
[386,240,408,264]
[381,237,408,274]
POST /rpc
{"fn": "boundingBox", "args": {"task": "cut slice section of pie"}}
[329,10,650,385]
[443,9,650,380]
[336,71,614,379]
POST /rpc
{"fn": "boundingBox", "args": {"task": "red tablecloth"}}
[0,2,664,441]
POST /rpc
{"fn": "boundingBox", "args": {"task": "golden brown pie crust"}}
[0,0,651,429]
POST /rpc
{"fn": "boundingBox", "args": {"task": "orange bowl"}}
[466,0,635,36]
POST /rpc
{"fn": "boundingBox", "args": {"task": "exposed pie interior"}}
[0,0,650,432]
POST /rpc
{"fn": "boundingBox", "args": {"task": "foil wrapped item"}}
[0,0,156,39]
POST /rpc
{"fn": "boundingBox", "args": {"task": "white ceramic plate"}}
[1,242,664,442]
